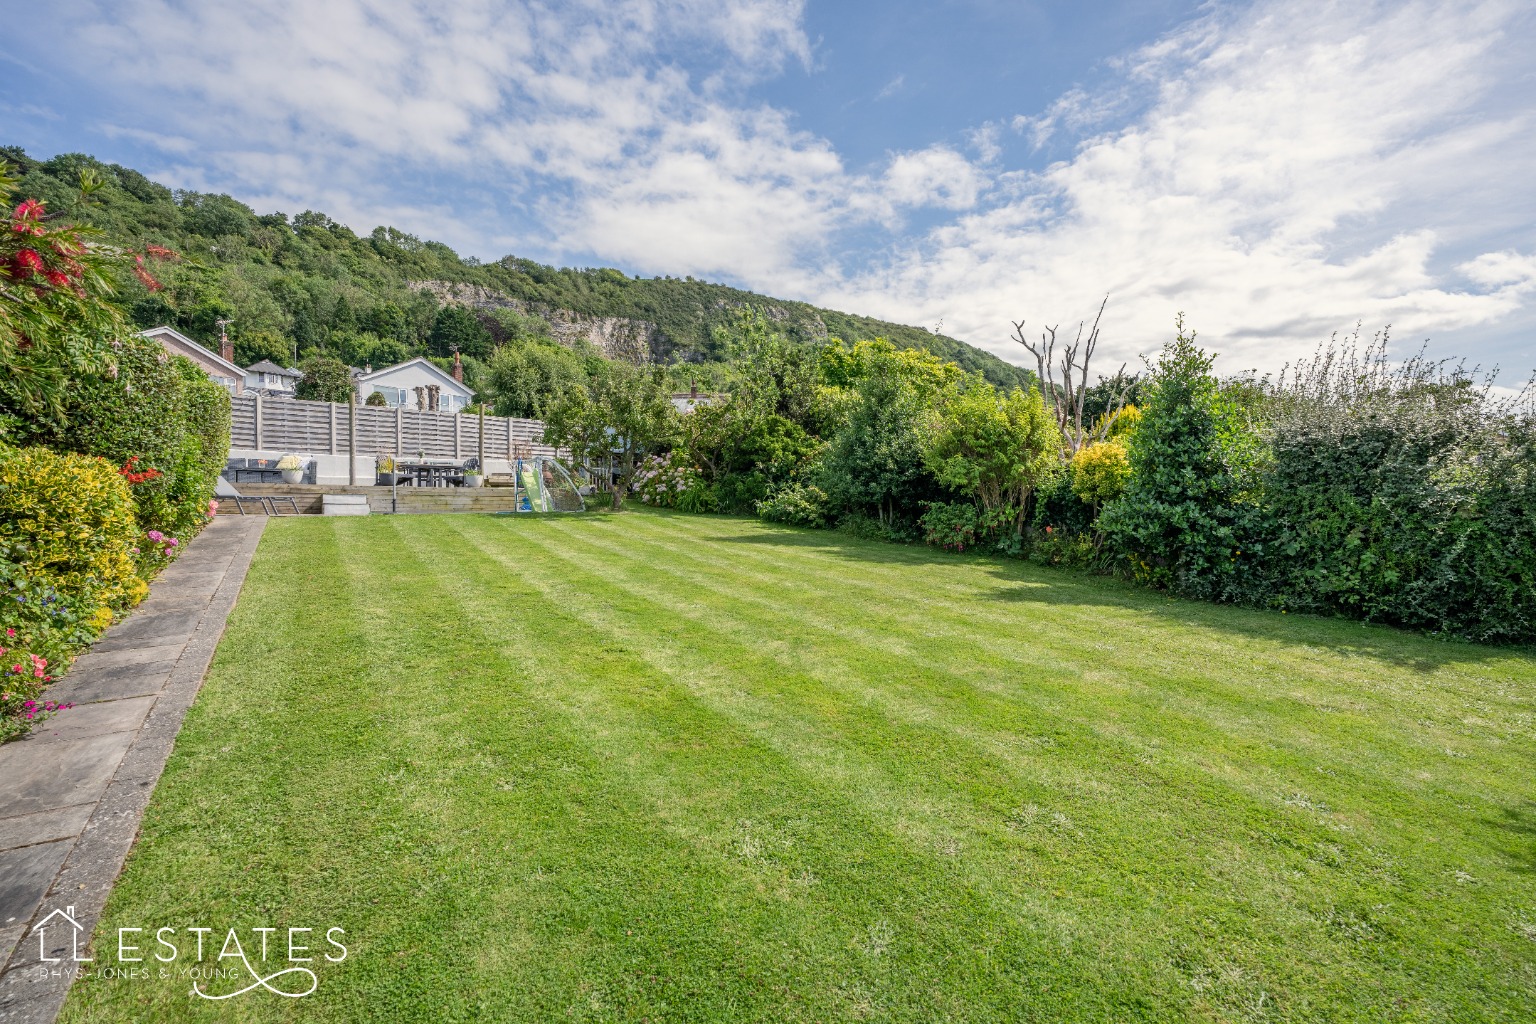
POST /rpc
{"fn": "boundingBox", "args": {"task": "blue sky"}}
[5,0,1534,377]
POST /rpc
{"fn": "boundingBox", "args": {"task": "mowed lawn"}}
[62,509,1536,1023]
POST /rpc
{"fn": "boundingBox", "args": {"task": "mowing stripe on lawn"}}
[443,517,1453,1015]
[410,517,1159,1021]
[55,512,1536,1023]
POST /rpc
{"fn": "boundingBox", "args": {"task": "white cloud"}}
[881,147,987,211]
[825,0,1536,372]
[24,0,1536,374]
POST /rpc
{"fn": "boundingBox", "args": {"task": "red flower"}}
[131,256,163,291]
[43,269,70,287]
[11,199,45,236]
[118,456,163,485]
[144,244,180,261]
[11,249,43,277]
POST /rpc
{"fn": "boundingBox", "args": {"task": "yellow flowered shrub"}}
[1071,439,1132,507]
[0,445,140,610]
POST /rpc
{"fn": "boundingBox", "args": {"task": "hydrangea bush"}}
[632,453,700,508]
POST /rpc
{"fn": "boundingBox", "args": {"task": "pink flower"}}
[168,537,178,546]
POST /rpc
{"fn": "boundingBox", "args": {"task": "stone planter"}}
[463,474,485,488]
[281,468,303,484]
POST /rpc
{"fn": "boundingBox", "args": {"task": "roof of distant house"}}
[138,326,245,377]
[246,360,299,376]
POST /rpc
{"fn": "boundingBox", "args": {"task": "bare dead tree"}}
[1011,295,1126,453]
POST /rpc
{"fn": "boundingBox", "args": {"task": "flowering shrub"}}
[16,337,230,540]
[0,447,144,743]
[138,529,180,571]
[0,163,178,425]
[118,455,163,484]
[0,626,72,742]
[632,453,700,508]
[0,562,89,742]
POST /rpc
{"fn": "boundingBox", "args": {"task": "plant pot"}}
[464,475,485,488]
[281,468,303,484]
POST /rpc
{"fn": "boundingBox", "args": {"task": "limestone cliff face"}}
[407,280,663,363]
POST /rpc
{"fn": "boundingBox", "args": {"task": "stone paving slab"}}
[0,515,265,1023]
[86,631,194,655]
[0,735,134,821]
[62,645,182,674]
[0,807,93,855]
[41,667,172,707]
[0,844,71,929]
[25,699,156,746]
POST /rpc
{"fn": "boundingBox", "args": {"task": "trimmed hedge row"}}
[2,336,231,740]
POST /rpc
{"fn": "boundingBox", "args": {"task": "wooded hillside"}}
[2,147,1030,387]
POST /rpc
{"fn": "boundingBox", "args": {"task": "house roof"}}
[354,356,473,395]
[139,326,245,377]
[246,359,299,376]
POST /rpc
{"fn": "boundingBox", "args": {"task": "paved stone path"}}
[0,515,265,1023]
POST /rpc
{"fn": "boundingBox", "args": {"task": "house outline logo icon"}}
[33,905,92,964]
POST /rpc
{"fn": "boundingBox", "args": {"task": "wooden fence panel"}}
[229,394,554,458]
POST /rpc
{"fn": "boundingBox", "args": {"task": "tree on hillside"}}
[428,305,493,359]
[541,362,676,509]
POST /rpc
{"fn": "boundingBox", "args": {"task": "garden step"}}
[322,493,371,516]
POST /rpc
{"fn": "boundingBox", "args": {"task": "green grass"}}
[61,509,1536,1022]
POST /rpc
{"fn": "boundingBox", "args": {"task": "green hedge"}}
[18,335,230,540]
[1100,332,1536,643]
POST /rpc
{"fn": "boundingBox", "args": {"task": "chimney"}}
[452,350,463,384]
[689,379,698,400]
[221,337,234,363]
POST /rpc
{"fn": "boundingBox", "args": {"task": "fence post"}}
[454,413,461,459]
[396,406,403,455]
[330,403,338,455]
[255,394,264,450]
[348,393,357,486]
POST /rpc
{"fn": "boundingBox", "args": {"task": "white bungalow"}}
[244,359,300,395]
[354,356,474,412]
